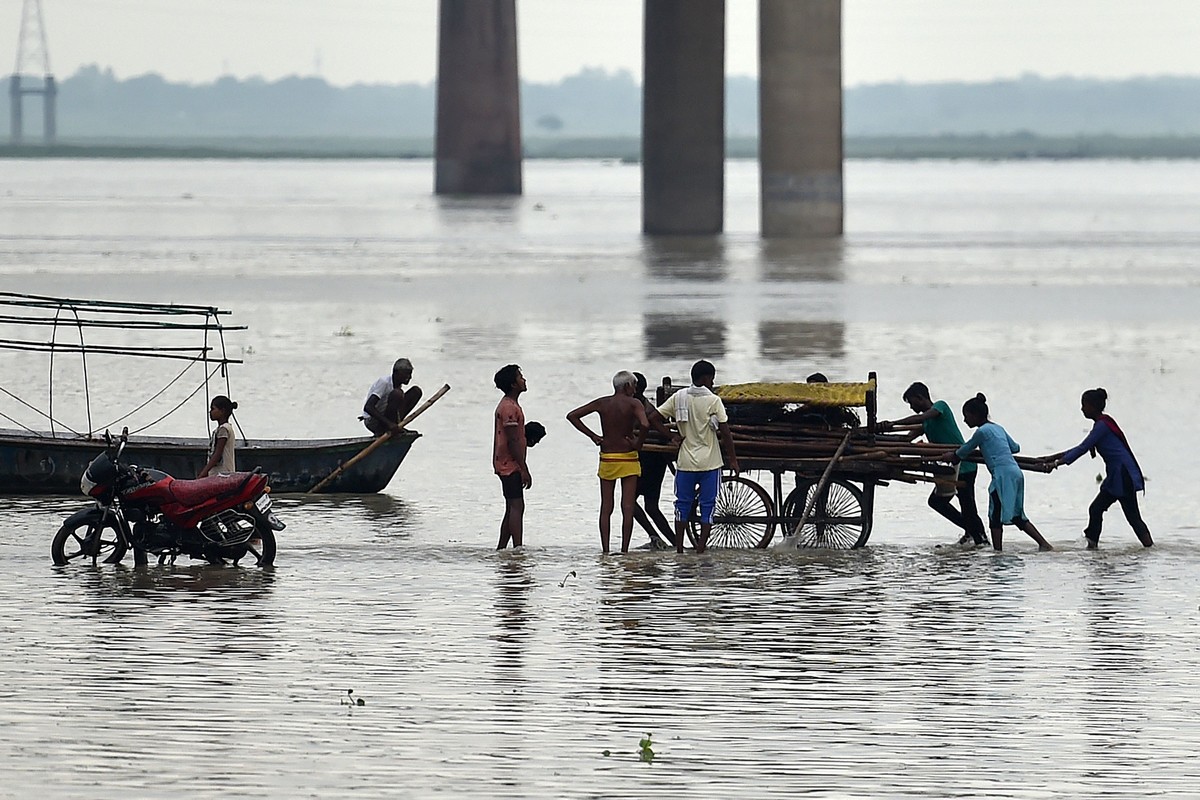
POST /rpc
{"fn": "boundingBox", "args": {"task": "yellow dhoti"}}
[598,451,641,481]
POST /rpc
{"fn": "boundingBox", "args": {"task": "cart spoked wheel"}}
[781,479,871,549]
[689,475,777,549]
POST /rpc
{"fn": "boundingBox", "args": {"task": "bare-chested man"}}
[567,371,670,554]
[361,358,423,436]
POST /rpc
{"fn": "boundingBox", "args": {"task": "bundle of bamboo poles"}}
[643,420,1053,486]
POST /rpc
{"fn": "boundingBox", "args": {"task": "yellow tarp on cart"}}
[716,380,876,407]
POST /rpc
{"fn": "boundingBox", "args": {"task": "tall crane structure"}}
[10,0,56,144]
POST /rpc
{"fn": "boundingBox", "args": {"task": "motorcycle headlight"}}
[81,453,116,497]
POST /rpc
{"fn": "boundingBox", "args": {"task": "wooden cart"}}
[653,373,885,549]
[650,372,1053,550]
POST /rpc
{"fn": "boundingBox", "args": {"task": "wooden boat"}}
[0,427,420,495]
[0,292,425,496]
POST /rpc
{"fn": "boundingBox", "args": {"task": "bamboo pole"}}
[648,423,1055,478]
[308,383,451,494]
[785,431,853,543]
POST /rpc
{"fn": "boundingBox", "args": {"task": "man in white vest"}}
[360,358,423,436]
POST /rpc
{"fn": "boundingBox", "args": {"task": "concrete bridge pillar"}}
[759,0,843,237]
[642,0,725,235]
[434,0,522,195]
[9,76,22,143]
[43,76,56,143]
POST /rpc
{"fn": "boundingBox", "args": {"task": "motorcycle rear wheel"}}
[230,525,276,567]
[52,518,128,566]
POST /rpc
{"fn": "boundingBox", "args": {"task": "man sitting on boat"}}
[360,358,423,436]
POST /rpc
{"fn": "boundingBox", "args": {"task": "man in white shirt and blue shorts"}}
[651,359,740,553]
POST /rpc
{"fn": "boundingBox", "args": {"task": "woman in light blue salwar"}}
[943,394,1053,552]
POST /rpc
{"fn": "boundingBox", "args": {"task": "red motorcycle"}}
[52,429,284,567]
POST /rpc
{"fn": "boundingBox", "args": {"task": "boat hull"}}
[0,429,420,495]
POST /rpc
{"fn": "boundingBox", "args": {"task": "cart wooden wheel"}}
[689,475,776,549]
[781,479,872,549]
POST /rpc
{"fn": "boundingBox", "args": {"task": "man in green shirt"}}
[880,382,988,546]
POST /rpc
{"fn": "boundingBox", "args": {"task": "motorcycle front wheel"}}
[52,518,128,566]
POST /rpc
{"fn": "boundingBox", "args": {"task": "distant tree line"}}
[4,65,1200,140]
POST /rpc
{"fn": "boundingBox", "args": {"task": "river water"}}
[1,158,1199,798]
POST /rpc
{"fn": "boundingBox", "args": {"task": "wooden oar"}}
[308,383,451,494]
[786,430,852,543]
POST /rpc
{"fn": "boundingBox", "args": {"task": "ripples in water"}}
[4,510,1199,799]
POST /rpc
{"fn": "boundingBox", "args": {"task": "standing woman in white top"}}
[199,395,238,477]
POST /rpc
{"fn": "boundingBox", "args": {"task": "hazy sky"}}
[7,0,1200,86]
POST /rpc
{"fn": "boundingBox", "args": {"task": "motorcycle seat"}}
[167,472,259,506]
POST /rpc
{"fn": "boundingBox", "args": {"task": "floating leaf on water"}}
[602,750,611,757]
[639,733,655,763]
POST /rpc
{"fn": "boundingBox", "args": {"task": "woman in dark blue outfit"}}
[1050,388,1153,549]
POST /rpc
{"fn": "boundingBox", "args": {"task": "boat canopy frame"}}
[0,292,247,439]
